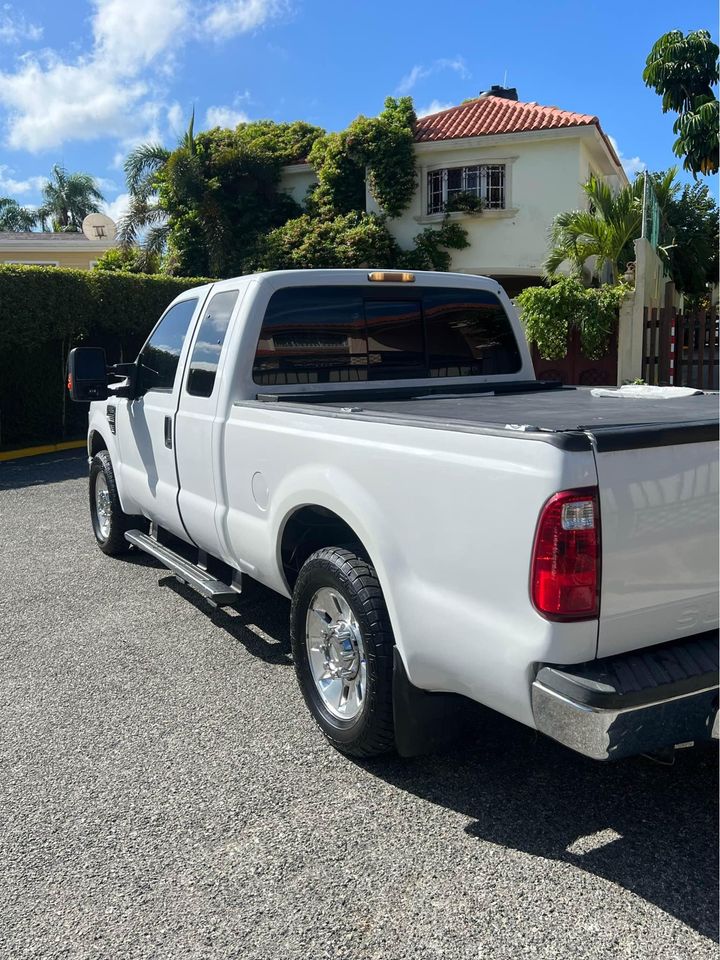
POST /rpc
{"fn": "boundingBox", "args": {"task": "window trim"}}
[418,155,517,222]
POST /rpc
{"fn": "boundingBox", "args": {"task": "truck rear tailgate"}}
[594,433,719,657]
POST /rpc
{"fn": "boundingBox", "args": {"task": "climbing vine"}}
[126,97,467,276]
[516,277,630,359]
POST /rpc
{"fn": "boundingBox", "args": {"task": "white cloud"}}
[416,100,454,118]
[203,105,250,129]
[0,0,278,153]
[0,164,45,194]
[609,135,646,178]
[166,102,186,137]
[203,0,288,37]
[0,6,42,44]
[396,56,469,95]
[93,0,188,72]
[102,191,131,224]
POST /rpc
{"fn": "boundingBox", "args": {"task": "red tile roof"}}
[414,96,619,165]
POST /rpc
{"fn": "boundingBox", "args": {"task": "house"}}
[0,214,117,270]
[281,87,628,297]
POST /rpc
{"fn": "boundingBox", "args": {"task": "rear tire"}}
[290,547,395,757]
[89,450,138,556]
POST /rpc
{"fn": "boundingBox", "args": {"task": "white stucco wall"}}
[279,163,317,207]
[279,128,625,277]
[373,134,592,277]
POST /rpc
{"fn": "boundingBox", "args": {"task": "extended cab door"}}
[114,295,206,540]
[175,286,242,556]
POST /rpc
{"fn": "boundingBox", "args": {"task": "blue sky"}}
[0,0,717,223]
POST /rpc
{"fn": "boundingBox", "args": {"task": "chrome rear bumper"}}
[531,631,719,761]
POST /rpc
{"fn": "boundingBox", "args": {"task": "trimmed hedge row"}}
[0,265,212,447]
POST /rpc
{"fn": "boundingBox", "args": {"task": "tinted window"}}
[253,286,520,384]
[254,288,367,385]
[365,301,424,378]
[142,299,198,391]
[424,289,521,376]
[186,290,239,397]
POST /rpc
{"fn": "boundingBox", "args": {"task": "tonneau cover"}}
[258,385,719,450]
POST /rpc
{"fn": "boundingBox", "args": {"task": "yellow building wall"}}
[0,249,105,270]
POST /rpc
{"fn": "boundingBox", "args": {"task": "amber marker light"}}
[367,271,415,282]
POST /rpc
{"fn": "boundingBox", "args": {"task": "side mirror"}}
[67,347,109,402]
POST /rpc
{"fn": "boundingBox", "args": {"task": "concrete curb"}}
[0,440,86,463]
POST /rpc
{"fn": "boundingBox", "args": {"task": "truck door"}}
[115,295,206,540]
[175,287,241,556]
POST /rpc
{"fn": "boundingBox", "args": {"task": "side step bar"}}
[125,529,238,606]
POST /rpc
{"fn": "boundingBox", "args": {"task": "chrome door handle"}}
[164,416,172,449]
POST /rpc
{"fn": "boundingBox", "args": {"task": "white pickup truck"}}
[68,269,719,761]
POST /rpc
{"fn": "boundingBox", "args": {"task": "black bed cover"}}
[250,381,719,452]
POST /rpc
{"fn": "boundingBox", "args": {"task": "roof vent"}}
[479,85,518,101]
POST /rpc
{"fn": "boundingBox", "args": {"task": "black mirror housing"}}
[67,347,109,402]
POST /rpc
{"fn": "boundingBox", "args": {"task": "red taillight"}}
[531,487,600,621]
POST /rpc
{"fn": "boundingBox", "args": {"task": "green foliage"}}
[92,246,161,274]
[516,276,629,360]
[400,218,471,271]
[307,132,367,217]
[445,191,484,214]
[120,97,461,277]
[308,97,416,219]
[646,170,718,298]
[38,164,105,232]
[257,212,469,273]
[545,175,644,283]
[257,212,399,269]
[0,265,210,447]
[0,197,37,231]
[643,30,719,176]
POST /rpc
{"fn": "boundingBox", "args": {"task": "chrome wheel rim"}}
[94,473,112,540]
[305,587,367,721]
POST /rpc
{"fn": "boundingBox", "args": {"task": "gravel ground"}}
[0,451,717,960]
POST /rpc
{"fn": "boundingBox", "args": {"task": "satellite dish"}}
[82,213,116,242]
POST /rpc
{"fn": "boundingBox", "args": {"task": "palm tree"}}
[544,171,678,284]
[38,165,105,232]
[0,197,37,231]
[118,110,196,258]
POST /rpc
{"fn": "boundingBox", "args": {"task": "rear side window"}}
[186,289,239,397]
[142,298,198,391]
[253,286,521,385]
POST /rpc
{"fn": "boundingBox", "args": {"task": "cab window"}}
[186,290,239,397]
[141,299,198,392]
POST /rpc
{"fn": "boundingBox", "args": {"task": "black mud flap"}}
[392,648,468,757]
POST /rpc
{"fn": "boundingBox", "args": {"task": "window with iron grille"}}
[427,164,506,214]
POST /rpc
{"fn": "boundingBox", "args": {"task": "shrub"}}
[516,276,629,360]
[0,265,211,447]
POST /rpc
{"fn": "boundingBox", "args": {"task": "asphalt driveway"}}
[0,452,717,959]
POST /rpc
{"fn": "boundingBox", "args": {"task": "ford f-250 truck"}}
[67,269,719,760]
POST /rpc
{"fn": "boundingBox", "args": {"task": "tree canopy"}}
[643,29,719,176]
[0,197,37,231]
[38,165,105,232]
[119,98,469,277]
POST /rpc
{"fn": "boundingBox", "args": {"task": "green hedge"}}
[0,265,212,447]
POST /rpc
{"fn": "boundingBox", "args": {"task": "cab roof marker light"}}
[367,271,415,282]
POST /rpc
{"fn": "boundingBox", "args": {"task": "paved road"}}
[0,453,717,960]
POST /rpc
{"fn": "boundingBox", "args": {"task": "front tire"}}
[89,450,137,555]
[290,547,395,757]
